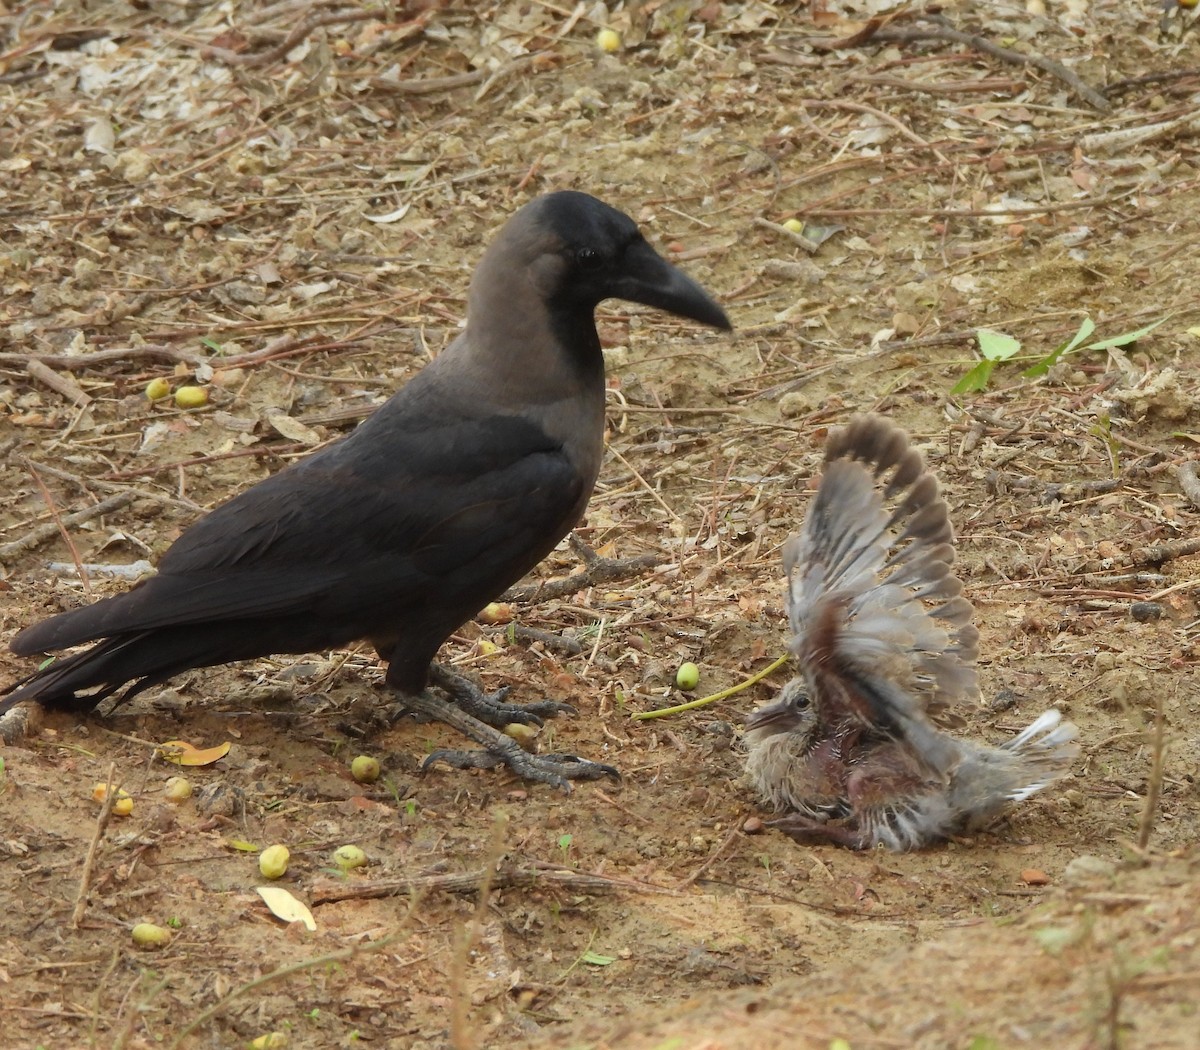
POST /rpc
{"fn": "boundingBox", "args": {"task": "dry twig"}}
[1177,462,1200,511]
[1136,692,1167,851]
[1128,536,1200,568]
[310,859,675,904]
[0,491,136,562]
[203,8,380,66]
[865,19,1111,112]
[73,764,119,927]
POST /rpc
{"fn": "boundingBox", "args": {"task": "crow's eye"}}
[575,246,602,270]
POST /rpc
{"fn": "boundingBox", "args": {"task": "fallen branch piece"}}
[310,860,676,903]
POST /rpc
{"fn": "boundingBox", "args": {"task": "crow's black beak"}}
[614,238,731,331]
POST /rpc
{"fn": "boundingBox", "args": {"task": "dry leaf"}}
[84,118,115,154]
[364,203,411,224]
[265,411,322,446]
[256,886,317,931]
[157,739,232,766]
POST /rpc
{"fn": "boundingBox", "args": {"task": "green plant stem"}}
[632,654,790,720]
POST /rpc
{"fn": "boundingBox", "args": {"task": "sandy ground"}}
[1,2,1199,1048]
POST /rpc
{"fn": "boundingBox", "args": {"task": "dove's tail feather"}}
[998,708,1081,802]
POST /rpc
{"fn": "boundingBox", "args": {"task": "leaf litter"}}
[2,1,1200,1047]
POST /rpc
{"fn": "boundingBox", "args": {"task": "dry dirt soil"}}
[2,3,1200,1049]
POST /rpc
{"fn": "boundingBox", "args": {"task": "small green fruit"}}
[131,922,172,949]
[174,385,208,409]
[332,844,367,871]
[145,377,171,401]
[676,662,700,691]
[350,755,380,784]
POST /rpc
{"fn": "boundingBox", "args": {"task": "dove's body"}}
[744,417,1078,850]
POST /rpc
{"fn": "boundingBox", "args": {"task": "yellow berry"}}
[596,28,621,53]
[92,782,134,816]
[675,662,700,691]
[250,1034,288,1050]
[131,923,172,949]
[478,601,514,624]
[782,218,805,234]
[258,844,290,880]
[164,776,193,802]
[174,385,208,409]
[332,844,367,871]
[350,755,380,784]
[145,377,171,401]
[503,722,539,748]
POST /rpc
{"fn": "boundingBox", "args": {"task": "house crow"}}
[743,416,1079,849]
[2,190,731,788]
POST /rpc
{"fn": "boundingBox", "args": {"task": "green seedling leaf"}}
[952,329,1021,394]
[1026,316,1165,379]
[950,360,995,396]
[976,328,1022,361]
[1023,317,1095,378]
[1084,316,1166,351]
[582,951,616,966]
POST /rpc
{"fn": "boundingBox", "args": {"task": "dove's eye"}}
[783,685,810,715]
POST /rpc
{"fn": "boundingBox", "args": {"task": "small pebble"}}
[987,688,1019,713]
[1063,854,1117,886]
[1130,601,1163,622]
[742,816,765,834]
[1020,868,1050,886]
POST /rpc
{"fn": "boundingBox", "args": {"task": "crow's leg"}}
[396,686,619,792]
[427,664,571,726]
